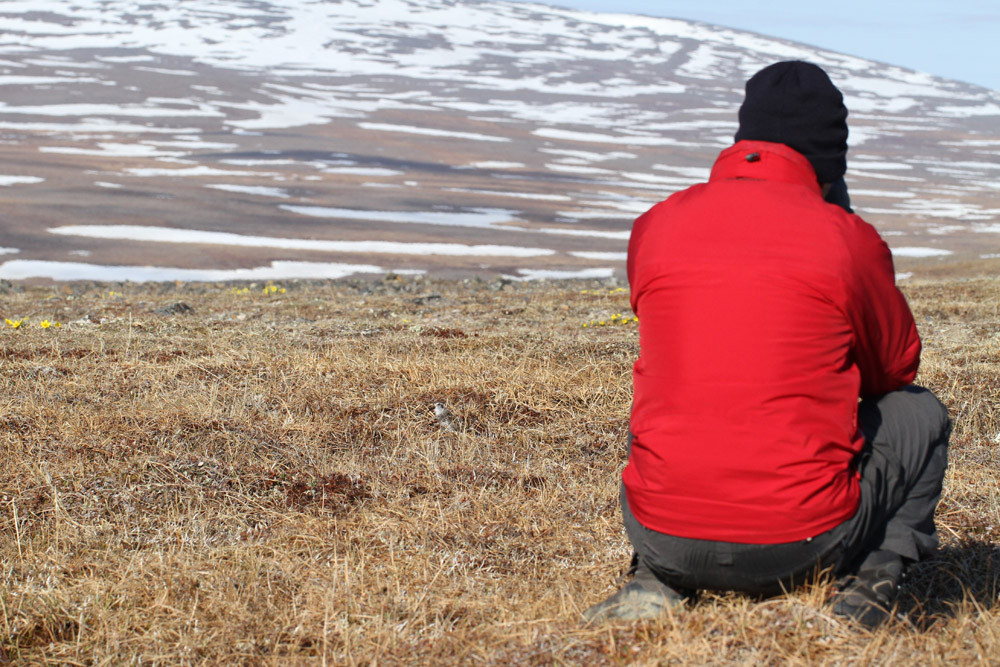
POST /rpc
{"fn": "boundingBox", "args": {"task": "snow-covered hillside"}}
[0,0,997,281]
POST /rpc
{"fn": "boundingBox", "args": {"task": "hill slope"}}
[0,0,997,281]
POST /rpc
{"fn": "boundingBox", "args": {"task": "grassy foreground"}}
[0,274,997,665]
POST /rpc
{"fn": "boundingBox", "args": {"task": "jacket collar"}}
[709,140,823,194]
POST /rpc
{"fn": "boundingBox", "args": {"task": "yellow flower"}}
[6,318,24,329]
[40,320,52,328]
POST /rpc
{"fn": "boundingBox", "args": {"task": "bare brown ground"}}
[0,273,997,665]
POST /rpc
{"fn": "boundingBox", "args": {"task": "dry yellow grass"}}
[0,274,997,665]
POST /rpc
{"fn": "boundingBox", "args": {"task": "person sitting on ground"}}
[584,60,951,628]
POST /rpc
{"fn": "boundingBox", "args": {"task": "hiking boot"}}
[582,567,686,623]
[831,550,904,628]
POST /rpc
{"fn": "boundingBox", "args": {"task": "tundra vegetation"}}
[0,274,997,664]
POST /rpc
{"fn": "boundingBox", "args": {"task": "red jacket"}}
[624,140,920,544]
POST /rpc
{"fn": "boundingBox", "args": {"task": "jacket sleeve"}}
[844,219,921,397]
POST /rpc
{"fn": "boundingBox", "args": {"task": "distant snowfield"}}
[0,0,995,280]
[0,0,993,134]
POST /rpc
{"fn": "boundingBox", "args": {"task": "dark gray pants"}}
[623,386,951,596]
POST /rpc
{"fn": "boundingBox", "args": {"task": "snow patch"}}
[281,206,520,229]
[322,167,402,177]
[48,224,556,258]
[0,175,43,186]
[464,161,525,169]
[890,247,953,258]
[535,128,694,147]
[205,184,291,198]
[0,75,99,85]
[40,143,186,158]
[569,251,627,261]
[444,188,572,202]
[359,122,509,142]
[536,228,631,240]
[558,210,635,220]
[126,166,275,177]
[504,267,615,281]
[133,66,198,76]
[0,259,409,282]
[850,189,916,199]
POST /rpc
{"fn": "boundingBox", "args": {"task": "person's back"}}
[626,140,920,544]
[584,61,951,628]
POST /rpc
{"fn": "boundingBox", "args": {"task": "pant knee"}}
[914,387,952,445]
[888,385,952,445]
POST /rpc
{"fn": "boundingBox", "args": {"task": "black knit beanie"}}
[734,61,848,183]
